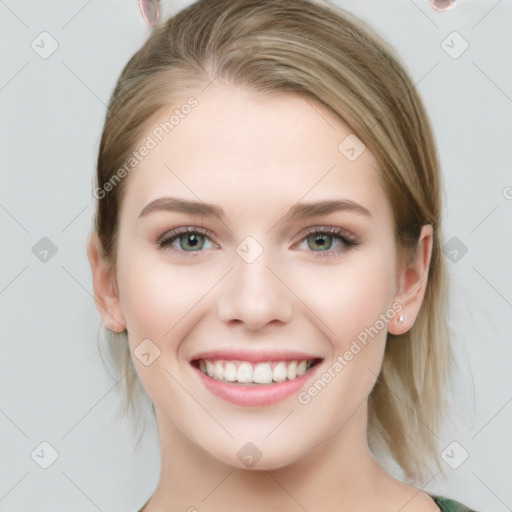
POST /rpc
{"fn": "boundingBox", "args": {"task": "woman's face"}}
[111,85,405,469]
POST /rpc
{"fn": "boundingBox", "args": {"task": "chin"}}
[202,439,308,472]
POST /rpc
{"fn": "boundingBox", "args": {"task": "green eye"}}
[157,225,358,259]
[178,233,206,251]
[296,227,358,259]
[306,233,334,251]
[157,228,217,253]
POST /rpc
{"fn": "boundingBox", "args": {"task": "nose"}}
[216,248,293,331]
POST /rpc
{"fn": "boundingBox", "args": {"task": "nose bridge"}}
[216,238,293,329]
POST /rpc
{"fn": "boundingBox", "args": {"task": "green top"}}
[136,495,478,511]
[432,495,479,511]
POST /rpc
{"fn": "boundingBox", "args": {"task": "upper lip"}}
[190,349,323,363]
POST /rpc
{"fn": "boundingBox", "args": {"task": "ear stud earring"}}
[399,313,404,324]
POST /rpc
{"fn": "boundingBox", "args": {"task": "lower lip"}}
[192,363,321,406]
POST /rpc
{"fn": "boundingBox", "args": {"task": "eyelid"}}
[156,224,359,257]
[291,225,359,259]
[157,225,218,250]
[295,225,358,245]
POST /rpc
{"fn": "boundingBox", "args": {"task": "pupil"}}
[182,233,202,250]
[309,233,332,251]
[315,235,325,247]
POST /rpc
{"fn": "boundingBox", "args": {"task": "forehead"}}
[120,85,392,224]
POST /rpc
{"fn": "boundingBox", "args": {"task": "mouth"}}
[192,358,322,385]
[190,353,323,406]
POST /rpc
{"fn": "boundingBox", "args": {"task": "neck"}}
[145,402,393,512]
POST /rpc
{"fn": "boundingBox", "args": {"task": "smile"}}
[190,353,323,406]
[197,359,318,385]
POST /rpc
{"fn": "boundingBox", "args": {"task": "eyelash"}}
[156,225,359,259]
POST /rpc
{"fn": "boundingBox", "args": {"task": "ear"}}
[388,224,433,335]
[86,232,126,332]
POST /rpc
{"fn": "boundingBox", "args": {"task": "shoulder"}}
[431,495,480,512]
[384,483,473,512]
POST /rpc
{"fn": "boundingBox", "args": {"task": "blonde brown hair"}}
[93,0,451,482]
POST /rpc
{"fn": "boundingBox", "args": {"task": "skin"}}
[88,84,438,512]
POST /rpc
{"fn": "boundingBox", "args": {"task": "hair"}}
[92,0,451,482]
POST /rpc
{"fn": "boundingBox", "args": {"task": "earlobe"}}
[86,233,126,332]
[389,225,433,335]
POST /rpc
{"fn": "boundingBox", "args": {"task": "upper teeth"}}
[198,359,313,384]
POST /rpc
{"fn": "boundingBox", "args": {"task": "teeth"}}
[253,363,272,384]
[224,361,237,382]
[197,359,316,384]
[206,360,214,378]
[213,361,224,381]
[272,361,287,382]
[237,362,253,383]
[286,361,297,380]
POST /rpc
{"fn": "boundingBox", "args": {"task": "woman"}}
[88,0,478,510]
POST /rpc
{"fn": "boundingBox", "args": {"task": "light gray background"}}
[1,0,511,511]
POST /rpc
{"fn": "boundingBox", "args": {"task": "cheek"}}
[290,250,396,423]
[284,248,396,351]
[115,250,210,411]
[116,250,209,336]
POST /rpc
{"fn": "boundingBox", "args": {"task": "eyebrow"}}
[283,198,371,221]
[138,196,224,220]
[138,197,371,221]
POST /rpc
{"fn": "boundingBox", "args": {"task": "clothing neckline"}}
[139,493,448,512]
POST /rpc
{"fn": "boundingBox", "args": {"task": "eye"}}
[156,225,358,259]
[295,226,358,258]
[157,226,219,253]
